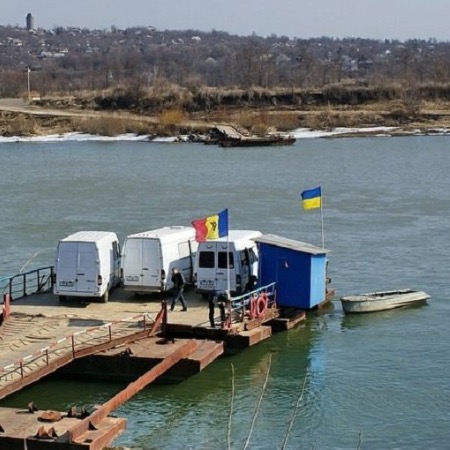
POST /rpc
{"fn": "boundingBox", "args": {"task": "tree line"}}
[1,25,450,111]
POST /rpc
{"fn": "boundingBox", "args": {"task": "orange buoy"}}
[256,293,268,318]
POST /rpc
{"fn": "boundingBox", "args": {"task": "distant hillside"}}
[2,25,450,137]
[1,24,450,101]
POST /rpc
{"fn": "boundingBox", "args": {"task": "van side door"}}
[240,249,250,290]
[248,246,259,286]
[111,240,121,286]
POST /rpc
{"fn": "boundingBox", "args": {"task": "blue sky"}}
[3,0,450,41]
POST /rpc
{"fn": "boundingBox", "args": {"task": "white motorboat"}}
[340,288,430,314]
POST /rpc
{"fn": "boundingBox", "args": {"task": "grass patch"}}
[156,108,186,135]
[73,116,152,136]
[229,109,301,134]
[300,110,386,130]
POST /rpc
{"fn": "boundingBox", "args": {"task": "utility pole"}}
[27,66,31,102]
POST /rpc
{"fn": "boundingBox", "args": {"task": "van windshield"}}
[218,252,234,269]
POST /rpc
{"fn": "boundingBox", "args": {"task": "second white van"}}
[194,230,262,296]
[121,226,198,294]
[53,231,121,303]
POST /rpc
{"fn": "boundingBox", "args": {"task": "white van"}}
[194,230,262,296]
[53,231,121,303]
[121,226,198,294]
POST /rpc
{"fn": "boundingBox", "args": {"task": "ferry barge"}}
[0,234,332,449]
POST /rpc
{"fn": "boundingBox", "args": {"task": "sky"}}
[3,0,450,42]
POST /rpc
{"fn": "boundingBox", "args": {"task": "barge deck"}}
[0,284,307,449]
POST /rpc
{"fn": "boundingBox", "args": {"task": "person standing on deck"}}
[208,290,228,327]
[170,268,187,311]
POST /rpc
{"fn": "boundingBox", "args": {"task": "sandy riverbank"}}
[2,98,450,140]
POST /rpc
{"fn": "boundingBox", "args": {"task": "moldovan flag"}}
[301,187,322,210]
[192,209,229,242]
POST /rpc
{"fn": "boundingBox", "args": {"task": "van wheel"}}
[59,295,67,302]
[101,289,109,303]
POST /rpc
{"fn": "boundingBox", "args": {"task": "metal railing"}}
[229,282,277,324]
[0,308,164,388]
[2,265,54,301]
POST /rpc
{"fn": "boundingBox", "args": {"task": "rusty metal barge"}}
[0,234,333,449]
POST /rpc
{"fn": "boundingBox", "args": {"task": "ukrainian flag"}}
[301,187,322,210]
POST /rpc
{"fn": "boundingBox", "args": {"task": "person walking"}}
[170,268,187,311]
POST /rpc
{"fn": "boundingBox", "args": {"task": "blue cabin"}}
[254,234,329,310]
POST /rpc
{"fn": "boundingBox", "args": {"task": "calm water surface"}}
[0,136,449,449]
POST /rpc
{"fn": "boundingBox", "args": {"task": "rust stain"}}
[66,339,199,443]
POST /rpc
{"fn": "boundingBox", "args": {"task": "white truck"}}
[53,231,121,303]
[194,230,262,296]
[121,226,198,294]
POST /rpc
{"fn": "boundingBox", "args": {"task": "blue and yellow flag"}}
[192,209,229,242]
[301,187,322,210]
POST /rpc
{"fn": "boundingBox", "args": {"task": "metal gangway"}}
[0,305,165,401]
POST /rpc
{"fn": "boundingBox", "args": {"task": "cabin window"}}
[199,251,215,268]
[218,251,234,269]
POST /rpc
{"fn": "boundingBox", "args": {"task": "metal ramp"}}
[0,307,165,400]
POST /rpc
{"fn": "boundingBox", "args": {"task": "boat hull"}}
[219,137,296,147]
[340,289,430,314]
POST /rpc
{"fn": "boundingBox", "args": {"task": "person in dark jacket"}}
[208,290,228,327]
[170,268,187,311]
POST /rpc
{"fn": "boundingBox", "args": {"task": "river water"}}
[0,134,449,449]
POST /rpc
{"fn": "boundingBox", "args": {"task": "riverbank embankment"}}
[2,97,450,139]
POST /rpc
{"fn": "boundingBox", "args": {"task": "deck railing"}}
[0,308,165,392]
[1,265,54,301]
[229,282,277,324]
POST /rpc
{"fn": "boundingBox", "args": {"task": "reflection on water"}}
[119,323,323,449]
[340,301,430,331]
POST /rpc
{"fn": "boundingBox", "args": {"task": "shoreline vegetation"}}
[3,84,450,139]
[4,26,450,140]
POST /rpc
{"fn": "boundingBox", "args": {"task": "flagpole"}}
[226,209,230,294]
[320,200,324,249]
[320,187,325,248]
[227,235,230,294]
